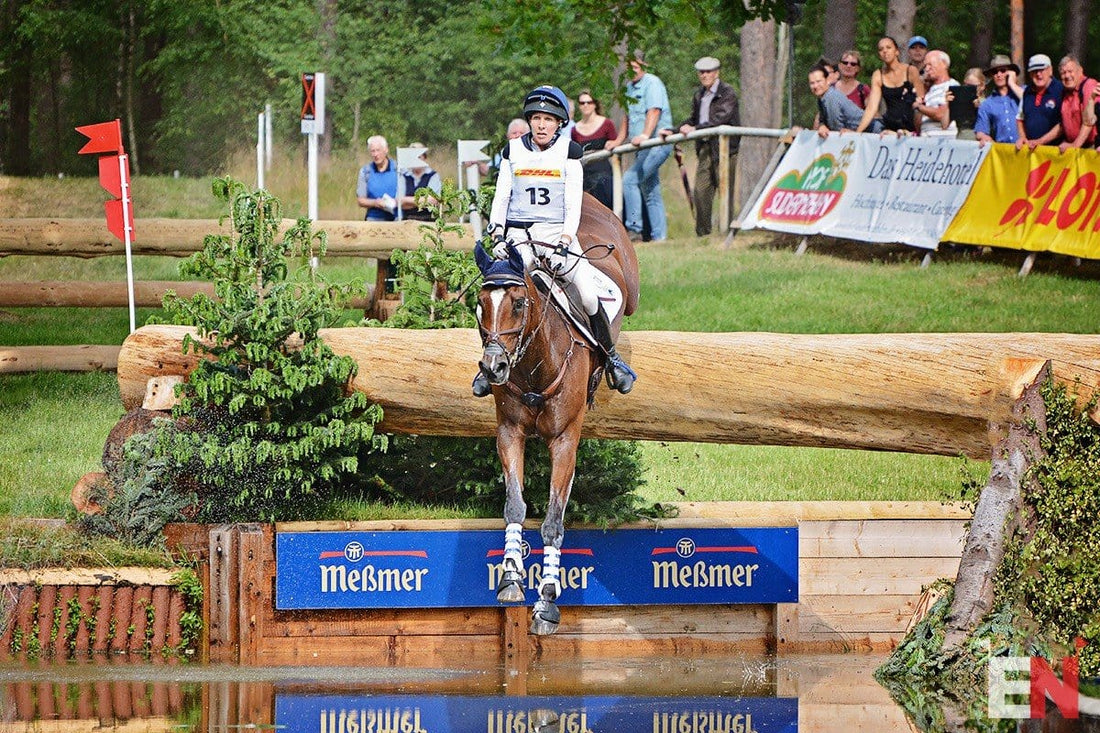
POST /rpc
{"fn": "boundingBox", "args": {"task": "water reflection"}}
[0,653,1096,732]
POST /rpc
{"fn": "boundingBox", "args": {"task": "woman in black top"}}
[856,36,926,134]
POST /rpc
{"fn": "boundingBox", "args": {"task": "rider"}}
[473,85,637,397]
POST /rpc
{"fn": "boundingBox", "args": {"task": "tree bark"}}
[738,17,779,211]
[885,0,916,50]
[116,326,1100,458]
[822,0,857,65]
[1064,0,1090,68]
[941,362,1049,652]
[967,0,997,70]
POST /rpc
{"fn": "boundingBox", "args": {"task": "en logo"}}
[988,639,1099,719]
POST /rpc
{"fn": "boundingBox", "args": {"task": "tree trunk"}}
[822,0,857,64]
[885,0,916,50]
[967,0,997,70]
[4,6,33,176]
[738,17,779,211]
[317,0,337,160]
[116,326,1100,459]
[941,363,1049,652]
[1065,0,1090,69]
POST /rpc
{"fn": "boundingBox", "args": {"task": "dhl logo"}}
[513,168,563,178]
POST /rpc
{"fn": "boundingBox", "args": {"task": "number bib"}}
[505,134,571,224]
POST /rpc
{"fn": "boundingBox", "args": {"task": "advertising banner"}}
[275,693,799,733]
[740,130,989,249]
[276,527,798,609]
[942,143,1100,259]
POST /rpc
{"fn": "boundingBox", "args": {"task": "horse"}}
[475,193,638,635]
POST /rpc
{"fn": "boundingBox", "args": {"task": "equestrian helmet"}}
[522,85,569,124]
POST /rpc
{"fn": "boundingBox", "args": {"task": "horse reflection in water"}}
[475,194,639,635]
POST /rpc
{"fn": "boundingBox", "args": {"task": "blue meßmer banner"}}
[275,693,799,733]
[275,527,797,610]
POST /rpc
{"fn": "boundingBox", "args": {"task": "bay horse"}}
[475,193,639,635]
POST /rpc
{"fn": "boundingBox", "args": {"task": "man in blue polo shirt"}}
[975,54,1022,144]
[1016,54,1064,150]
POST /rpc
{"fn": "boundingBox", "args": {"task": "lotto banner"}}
[740,130,989,249]
[942,143,1100,258]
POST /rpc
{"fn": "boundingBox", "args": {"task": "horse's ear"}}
[474,240,494,274]
[508,244,525,273]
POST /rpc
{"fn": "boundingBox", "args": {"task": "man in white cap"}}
[1015,53,1065,151]
[665,55,740,236]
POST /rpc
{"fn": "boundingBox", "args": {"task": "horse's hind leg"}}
[530,431,580,636]
[496,424,528,604]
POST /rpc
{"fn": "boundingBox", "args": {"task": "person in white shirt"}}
[916,49,959,137]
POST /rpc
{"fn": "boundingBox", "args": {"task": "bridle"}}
[477,270,584,408]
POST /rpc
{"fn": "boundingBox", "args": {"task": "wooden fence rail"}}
[0,280,372,308]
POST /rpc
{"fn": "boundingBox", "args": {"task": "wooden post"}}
[208,525,238,660]
[237,524,267,665]
[718,135,731,234]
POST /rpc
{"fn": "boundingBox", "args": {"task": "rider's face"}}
[528,112,561,148]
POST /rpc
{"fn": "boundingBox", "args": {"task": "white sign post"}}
[457,140,490,238]
[300,72,326,222]
[256,111,265,189]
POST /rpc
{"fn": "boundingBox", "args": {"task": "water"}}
[0,653,1091,732]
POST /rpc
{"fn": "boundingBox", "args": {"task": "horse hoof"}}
[496,572,525,603]
[530,600,560,636]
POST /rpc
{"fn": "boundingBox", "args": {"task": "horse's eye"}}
[513,298,526,313]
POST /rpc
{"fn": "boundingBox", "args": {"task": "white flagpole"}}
[118,153,136,333]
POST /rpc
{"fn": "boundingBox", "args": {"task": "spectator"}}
[808,65,864,136]
[1016,54,1064,151]
[856,36,924,135]
[945,67,985,140]
[834,50,871,109]
[356,135,398,221]
[571,90,617,210]
[1056,55,1097,153]
[669,55,740,237]
[400,143,442,222]
[610,50,673,242]
[1083,85,1100,149]
[974,54,1022,145]
[469,118,530,181]
[916,49,959,137]
[817,56,840,86]
[907,36,929,69]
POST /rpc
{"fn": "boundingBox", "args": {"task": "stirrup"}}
[472,371,492,397]
[606,354,637,394]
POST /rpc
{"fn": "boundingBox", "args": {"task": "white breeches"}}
[504,223,623,319]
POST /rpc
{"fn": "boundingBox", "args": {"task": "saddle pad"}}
[529,269,598,348]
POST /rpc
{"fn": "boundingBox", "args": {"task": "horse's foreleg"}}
[496,424,528,604]
[531,428,581,636]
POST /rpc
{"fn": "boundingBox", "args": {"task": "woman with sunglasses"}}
[835,50,871,109]
[571,90,616,209]
[474,85,636,396]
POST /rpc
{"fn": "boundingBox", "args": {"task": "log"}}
[941,362,1048,651]
[0,344,119,373]
[0,218,470,258]
[0,280,371,308]
[116,326,1100,457]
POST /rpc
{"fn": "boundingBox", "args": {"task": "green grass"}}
[4,170,1100,520]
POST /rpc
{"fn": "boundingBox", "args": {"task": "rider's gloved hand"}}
[548,238,573,273]
[486,224,509,259]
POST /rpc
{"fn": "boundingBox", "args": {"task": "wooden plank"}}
[108,587,133,654]
[127,586,153,652]
[0,345,119,374]
[254,634,503,667]
[503,605,528,690]
[53,586,76,657]
[555,604,772,636]
[532,635,771,658]
[35,585,57,654]
[207,525,236,653]
[237,524,267,664]
[798,594,924,634]
[799,557,960,596]
[266,607,503,637]
[0,218,471,258]
[799,703,913,733]
[799,519,967,557]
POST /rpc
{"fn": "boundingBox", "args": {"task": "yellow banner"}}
[943,143,1100,258]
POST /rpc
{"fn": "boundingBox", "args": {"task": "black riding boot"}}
[588,308,636,394]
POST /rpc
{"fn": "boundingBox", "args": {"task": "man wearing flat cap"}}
[974,54,1022,145]
[670,55,740,236]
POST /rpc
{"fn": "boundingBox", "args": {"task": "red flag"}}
[75,119,123,155]
[104,198,134,242]
[97,155,123,198]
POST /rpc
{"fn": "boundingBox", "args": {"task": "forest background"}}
[1,0,1095,188]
